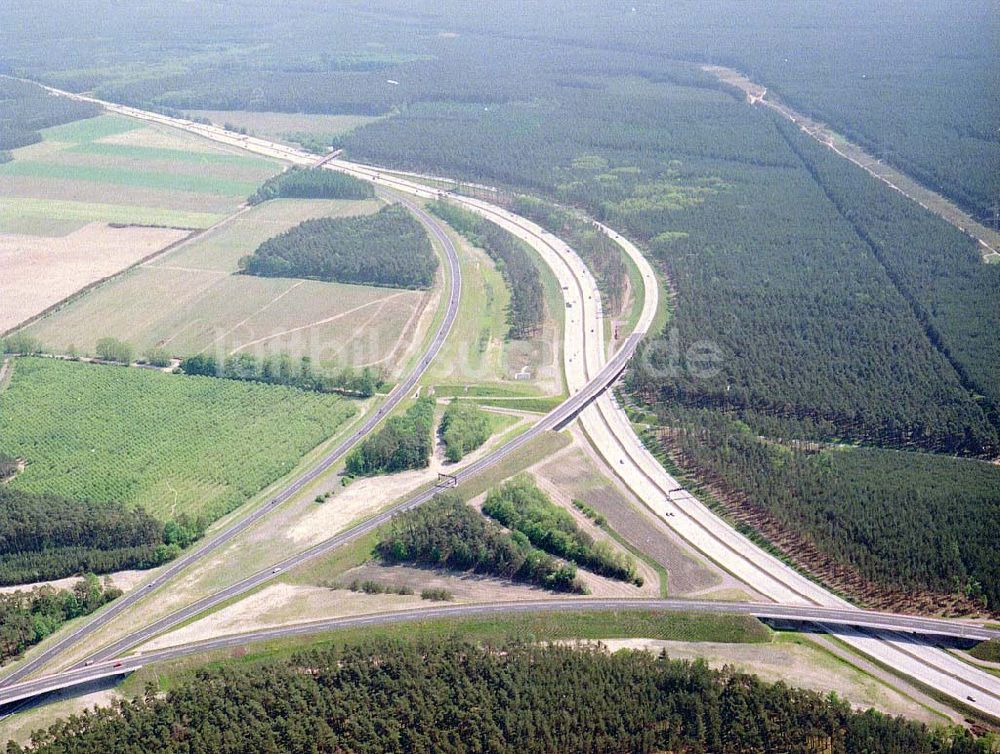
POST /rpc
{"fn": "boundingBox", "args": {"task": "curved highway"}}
[9,82,1000,722]
[0,189,463,688]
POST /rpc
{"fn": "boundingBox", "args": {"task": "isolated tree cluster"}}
[377,492,582,593]
[239,203,437,289]
[248,167,374,204]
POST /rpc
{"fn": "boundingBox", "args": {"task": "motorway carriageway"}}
[2,598,999,709]
[0,172,463,690]
[8,82,1000,722]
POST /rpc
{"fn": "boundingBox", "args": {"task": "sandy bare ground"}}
[0,569,152,596]
[535,434,748,598]
[0,222,188,331]
[284,416,525,548]
[565,638,944,724]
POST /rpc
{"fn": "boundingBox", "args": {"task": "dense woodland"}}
[377,493,582,593]
[483,475,641,585]
[775,119,1000,420]
[438,400,492,462]
[240,203,437,289]
[345,396,434,476]
[0,487,203,586]
[248,167,374,204]
[0,574,119,665]
[181,352,382,398]
[13,636,992,754]
[0,77,98,157]
[654,406,1000,610]
[429,201,543,339]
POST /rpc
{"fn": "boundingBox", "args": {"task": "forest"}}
[775,118,1000,421]
[654,406,1000,611]
[0,77,99,157]
[438,400,492,462]
[345,396,435,476]
[181,352,383,398]
[429,200,543,339]
[0,487,203,586]
[239,203,437,289]
[13,636,992,754]
[376,493,581,593]
[482,475,641,585]
[0,574,119,665]
[248,167,374,204]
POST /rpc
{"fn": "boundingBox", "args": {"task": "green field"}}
[0,197,225,232]
[0,113,280,235]
[0,358,357,521]
[21,198,431,371]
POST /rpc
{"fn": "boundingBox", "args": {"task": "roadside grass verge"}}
[119,609,772,695]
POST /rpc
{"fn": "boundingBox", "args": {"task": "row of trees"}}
[0,574,120,665]
[239,203,438,289]
[377,493,582,593]
[429,200,544,338]
[345,396,435,476]
[438,400,492,462]
[248,167,374,204]
[16,635,992,753]
[0,487,204,586]
[482,475,641,585]
[181,352,382,397]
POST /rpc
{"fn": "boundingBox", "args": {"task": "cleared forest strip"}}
[703,64,1000,262]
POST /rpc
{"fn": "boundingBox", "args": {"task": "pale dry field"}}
[0,223,188,331]
[22,198,432,370]
[577,638,944,724]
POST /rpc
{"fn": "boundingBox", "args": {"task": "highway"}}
[0,186,463,689]
[2,598,998,709]
[7,82,1000,722]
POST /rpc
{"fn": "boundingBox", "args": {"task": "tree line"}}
[439,400,492,462]
[656,405,1000,610]
[428,200,544,339]
[345,396,435,476]
[0,77,100,156]
[0,574,119,665]
[376,493,582,593]
[13,635,993,754]
[181,352,383,398]
[239,203,438,289]
[0,486,204,586]
[248,167,374,204]
[482,474,641,585]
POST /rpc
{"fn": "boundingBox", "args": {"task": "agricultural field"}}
[0,357,357,522]
[21,198,434,375]
[0,223,186,332]
[0,111,283,332]
[0,114,280,230]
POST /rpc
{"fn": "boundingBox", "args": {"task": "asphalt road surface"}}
[2,598,998,709]
[0,188,463,688]
[8,82,1000,721]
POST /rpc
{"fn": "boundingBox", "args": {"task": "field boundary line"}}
[1,204,258,340]
[229,292,409,354]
